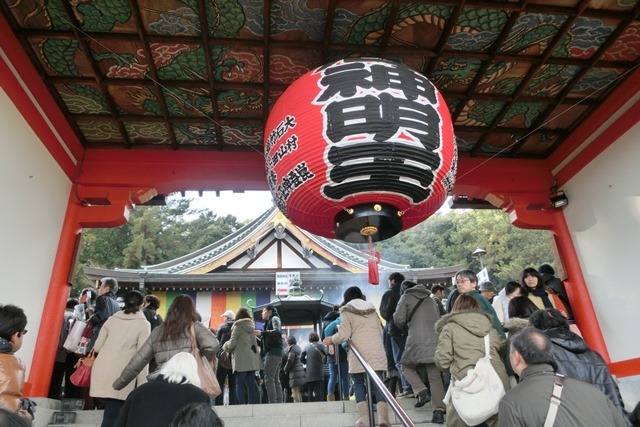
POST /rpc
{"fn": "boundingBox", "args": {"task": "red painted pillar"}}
[551,210,611,363]
[26,187,136,396]
[26,193,82,396]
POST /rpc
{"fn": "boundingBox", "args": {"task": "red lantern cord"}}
[366,235,380,285]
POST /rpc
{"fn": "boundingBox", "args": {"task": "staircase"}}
[33,397,443,426]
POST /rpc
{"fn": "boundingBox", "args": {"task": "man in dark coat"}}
[538,264,574,319]
[379,272,412,397]
[529,309,630,424]
[215,310,237,405]
[88,277,121,351]
[499,327,627,427]
[255,305,284,403]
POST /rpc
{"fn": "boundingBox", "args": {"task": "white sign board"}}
[276,272,300,296]
[477,268,490,285]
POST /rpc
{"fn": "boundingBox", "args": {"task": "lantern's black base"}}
[334,203,402,243]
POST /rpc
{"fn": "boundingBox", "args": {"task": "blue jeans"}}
[351,372,387,404]
[389,328,410,391]
[327,360,349,398]
[235,370,258,404]
[101,399,124,427]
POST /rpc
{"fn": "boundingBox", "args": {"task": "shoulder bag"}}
[70,350,95,387]
[443,334,505,425]
[190,324,222,397]
[543,374,565,427]
[399,297,426,337]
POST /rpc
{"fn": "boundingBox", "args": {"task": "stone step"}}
[41,397,444,426]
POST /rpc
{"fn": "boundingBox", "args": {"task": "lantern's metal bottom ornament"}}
[334,203,403,243]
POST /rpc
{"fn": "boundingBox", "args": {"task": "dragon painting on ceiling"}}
[2,0,639,157]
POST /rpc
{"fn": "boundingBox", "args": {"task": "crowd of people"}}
[1,266,639,427]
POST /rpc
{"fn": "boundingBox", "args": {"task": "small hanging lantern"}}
[264,58,457,243]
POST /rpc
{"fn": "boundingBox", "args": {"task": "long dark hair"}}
[162,295,199,341]
[520,267,544,292]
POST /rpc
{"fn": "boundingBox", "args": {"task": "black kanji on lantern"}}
[315,60,443,204]
[316,60,437,104]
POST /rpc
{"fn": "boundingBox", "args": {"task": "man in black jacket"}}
[529,308,630,424]
[538,264,574,320]
[88,277,120,351]
[255,305,284,403]
[379,272,412,397]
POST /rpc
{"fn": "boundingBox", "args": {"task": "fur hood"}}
[340,298,377,316]
[436,310,493,337]
[504,317,530,336]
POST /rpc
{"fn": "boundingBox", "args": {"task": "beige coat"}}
[90,311,150,400]
[331,299,386,374]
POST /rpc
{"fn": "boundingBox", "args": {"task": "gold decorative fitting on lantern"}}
[346,208,354,215]
[397,210,405,217]
[360,226,378,236]
[374,204,382,212]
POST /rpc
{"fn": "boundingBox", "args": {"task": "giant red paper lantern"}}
[265,58,457,243]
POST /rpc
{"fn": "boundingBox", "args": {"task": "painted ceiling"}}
[1,0,639,159]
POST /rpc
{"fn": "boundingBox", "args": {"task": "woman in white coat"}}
[90,291,150,427]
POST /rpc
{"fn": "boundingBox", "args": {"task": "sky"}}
[169,190,275,221]
[169,190,452,222]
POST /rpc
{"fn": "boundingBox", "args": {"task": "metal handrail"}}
[347,339,415,427]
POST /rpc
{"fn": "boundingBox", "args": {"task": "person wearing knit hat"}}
[479,281,496,303]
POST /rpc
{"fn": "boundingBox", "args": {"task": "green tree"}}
[72,199,240,295]
[376,209,554,290]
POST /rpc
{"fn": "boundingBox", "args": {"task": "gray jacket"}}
[498,363,628,427]
[394,285,440,365]
[222,318,261,373]
[302,342,326,382]
[113,322,219,390]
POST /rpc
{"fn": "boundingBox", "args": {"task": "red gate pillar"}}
[550,209,611,363]
[26,192,83,396]
[508,200,610,362]
[26,187,147,396]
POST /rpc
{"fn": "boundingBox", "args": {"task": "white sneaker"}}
[396,390,414,398]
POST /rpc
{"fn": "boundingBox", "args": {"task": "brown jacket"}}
[0,352,25,413]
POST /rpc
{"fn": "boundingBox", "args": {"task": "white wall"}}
[563,122,640,364]
[0,88,71,374]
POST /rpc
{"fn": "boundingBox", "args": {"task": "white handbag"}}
[63,320,87,353]
[443,334,505,425]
